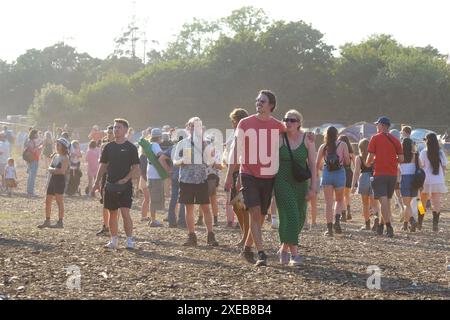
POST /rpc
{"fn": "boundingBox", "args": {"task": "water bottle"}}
[417,199,426,215]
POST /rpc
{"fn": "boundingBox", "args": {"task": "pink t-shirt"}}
[86,148,100,177]
[235,115,286,178]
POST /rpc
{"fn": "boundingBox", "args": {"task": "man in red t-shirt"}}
[225,90,286,267]
[366,116,404,238]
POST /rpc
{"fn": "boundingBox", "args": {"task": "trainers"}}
[168,223,178,228]
[240,248,256,264]
[341,212,347,222]
[255,252,267,267]
[50,220,64,229]
[334,221,342,234]
[96,225,110,236]
[149,220,162,227]
[289,255,302,267]
[37,219,51,229]
[140,217,150,222]
[126,238,135,250]
[278,250,290,265]
[104,241,118,249]
[207,232,219,246]
[386,225,394,238]
[183,233,197,247]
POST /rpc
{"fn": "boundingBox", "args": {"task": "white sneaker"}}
[104,241,118,249]
[289,255,302,267]
[126,238,135,250]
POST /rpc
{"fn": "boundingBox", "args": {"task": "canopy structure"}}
[338,121,377,142]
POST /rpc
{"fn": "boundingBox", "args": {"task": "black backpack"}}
[325,142,342,171]
[412,152,425,189]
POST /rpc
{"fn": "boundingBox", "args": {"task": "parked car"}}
[411,128,436,152]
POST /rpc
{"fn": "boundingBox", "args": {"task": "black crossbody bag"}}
[283,133,312,183]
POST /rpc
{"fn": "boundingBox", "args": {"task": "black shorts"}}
[344,166,353,189]
[47,176,66,195]
[371,175,397,199]
[179,182,210,205]
[103,182,133,211]
[240,174,274,215]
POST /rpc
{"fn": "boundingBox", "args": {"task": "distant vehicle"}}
[411,128,436,152]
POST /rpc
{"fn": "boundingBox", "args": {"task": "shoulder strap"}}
[383,133,398,153]
[414,152,419,169]
[283,133,295,162]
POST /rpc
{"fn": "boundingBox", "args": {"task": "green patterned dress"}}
[274,135,309,245]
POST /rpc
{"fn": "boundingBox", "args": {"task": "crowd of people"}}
[1,89,448,267]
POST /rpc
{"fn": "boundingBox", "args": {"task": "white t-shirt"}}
[5,165,16,179]
[0,140,10,164]
[419,149,448,185]
[146,143,163,180]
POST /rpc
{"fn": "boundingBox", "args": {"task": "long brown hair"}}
[402,138,414,163]
[338,135,353,154]
[425,133,441,175]
[324,126,338,155]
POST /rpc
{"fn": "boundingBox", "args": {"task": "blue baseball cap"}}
[151,128,162,137]
[374,116,391,127]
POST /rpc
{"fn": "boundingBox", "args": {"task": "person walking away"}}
[399,138,418,232]
[418,133,448,231]
[351,139,380,231]
[366,117,404,238]
[38,138,70,228]
[316,126,350,237]
[338,135,355,221]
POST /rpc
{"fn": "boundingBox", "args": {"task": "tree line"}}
[0,7,449,131]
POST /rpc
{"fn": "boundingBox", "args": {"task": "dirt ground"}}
[0,159,449,300]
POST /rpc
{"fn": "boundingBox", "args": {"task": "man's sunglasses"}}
[283,118,299,123]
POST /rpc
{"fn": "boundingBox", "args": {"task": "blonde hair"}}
[358,138,369,162]
[285,109,303,130]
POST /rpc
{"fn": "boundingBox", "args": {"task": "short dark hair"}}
[401,126,412,135]
[28,129,38,139]
[114,118,129,129]
[89,140,97,149]
[229,107,249,123]
[259,90,277,112]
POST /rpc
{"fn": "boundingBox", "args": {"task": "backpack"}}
[324,142,342,171]
[412,152,425,189]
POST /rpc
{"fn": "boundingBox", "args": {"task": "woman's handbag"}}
[284,133,312,183]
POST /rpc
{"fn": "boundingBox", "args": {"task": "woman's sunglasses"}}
[283,118,300,123]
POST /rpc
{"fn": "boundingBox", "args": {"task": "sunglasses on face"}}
[256,98,268,104]
[283,118,300,123]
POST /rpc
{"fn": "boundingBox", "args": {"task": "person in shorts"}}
[173,117,219,247]
[399,138,418,232]
[93,119,140,249]
[224,90,286,266]
[366,116,404,238]
[38,138,70,229]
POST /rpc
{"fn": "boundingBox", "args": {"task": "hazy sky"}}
[1,0,449,62]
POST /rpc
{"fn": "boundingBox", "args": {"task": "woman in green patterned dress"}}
[274,110,317,266]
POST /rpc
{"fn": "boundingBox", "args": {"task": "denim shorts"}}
[400,174,418,198]
[321,167,346,189]
[357,172,373,196]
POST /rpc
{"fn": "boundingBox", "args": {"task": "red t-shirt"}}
[235,115,286,178]
[368,133,403,176]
